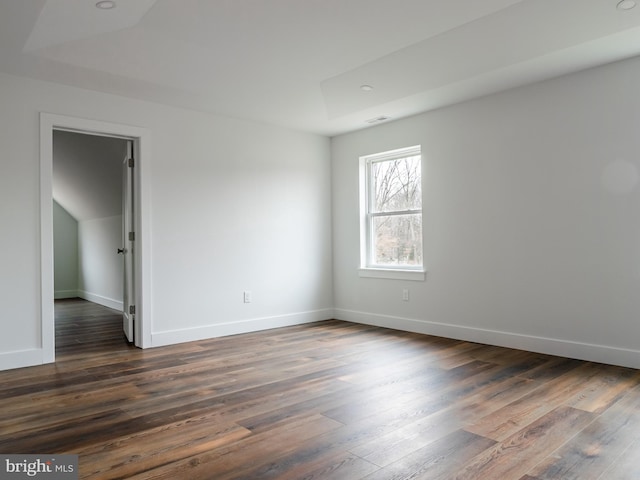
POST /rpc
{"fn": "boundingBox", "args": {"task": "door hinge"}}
[129,231,135,241]
[129,305,135,315]
[128,157,135,168]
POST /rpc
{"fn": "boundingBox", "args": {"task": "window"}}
[360,145,424,280]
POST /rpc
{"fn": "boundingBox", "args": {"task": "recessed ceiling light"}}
[617,0,636,10]
[95,1,116,9]
[360,85,374,92]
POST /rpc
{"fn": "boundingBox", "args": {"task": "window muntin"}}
[362,146,423,270]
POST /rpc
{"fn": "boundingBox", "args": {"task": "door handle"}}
[117,248,125,254]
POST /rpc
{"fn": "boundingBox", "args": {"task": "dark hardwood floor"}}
[1,298,640,479]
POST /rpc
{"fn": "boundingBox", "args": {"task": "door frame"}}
[40,113,152,361]
[122,139,135,343]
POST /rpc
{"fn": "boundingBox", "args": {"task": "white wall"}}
[0,71,332,370]
[78,215,123,310]
[332,55,640,368]
[53,200,78,298]
[7,53,640,372]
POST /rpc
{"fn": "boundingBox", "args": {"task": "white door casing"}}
[40,113,151,363]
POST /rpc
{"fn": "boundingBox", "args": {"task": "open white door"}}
[121,140,135,343]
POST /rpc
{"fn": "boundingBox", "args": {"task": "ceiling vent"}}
[365,116,391,124]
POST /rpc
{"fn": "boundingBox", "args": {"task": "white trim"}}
[359,145,423,272]
[334,308,640,370]
[362,145,421,163]
[40,113,153,364]
[78,291,123,311]
[40,122,55,364]
[0,349,45,371]
[151,309,334,347]
[54,290,79,299]
[358,268,426,281]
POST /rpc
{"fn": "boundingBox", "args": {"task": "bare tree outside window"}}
[364,147,422,268]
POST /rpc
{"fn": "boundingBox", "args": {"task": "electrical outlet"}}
[243,291,252,303]
[402,289,409,301]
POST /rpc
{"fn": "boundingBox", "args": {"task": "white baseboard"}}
[78,291,123,311]
[0,348,48,371]
[151,308,334,347]
[334,308,640,370]
[54,290,79,299]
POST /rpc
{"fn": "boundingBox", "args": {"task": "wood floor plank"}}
[349,374,538,467]
[0,383,145,436]
[526,383,640,479]
[465,362,612,441]
[597,437,640,480]
[564,364,640,414]
[232,450,380,480]
[126,413,344,480]
[1,298,640,480]
[76,418,251,479]
[0,408,135,453]
[361,429,496,480]
[453,406,596,480]
[517,356,585,381]
[280,452,379,480]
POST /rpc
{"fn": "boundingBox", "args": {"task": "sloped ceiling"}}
[1,0,640,136]
[53,130,127,222]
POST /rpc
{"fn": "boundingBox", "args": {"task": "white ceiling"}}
[1,0,640,136]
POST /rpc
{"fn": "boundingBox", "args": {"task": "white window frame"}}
[359,145,425,281]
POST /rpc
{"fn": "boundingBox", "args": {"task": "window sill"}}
[359,268,426,281]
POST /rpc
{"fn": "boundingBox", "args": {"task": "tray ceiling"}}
[1,0,639,136]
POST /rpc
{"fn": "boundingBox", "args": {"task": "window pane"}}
[372,214,422,266]
[371,155,421,213]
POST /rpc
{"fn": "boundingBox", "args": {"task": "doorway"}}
[40,113,151,363]
[53,130,132,344]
